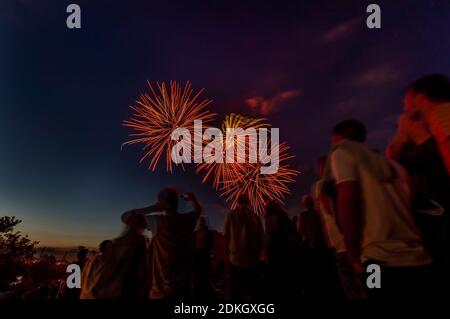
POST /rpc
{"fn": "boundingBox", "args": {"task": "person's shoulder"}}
[330,146,352,163]
[330,143,360,175]
[332,140,366,156]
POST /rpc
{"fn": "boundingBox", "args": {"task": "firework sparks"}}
[123,81,216,172]
[196,113,270,189]
[221,142,299,215]
[196,114,299,215]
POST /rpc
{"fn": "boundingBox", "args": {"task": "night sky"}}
[1,0,449,247]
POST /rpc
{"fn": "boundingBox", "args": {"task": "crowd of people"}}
[69,74,450,300]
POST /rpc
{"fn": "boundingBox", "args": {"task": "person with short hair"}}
[140,188,202,300]
[224,194,264,299]
[298,194,329,296]
[193,216,214,300]
[80,240,112,299]
[405,73,450,174]
[264,200,301,299]
[298,195,326,249]
[311,156,366,299]
[326,119,433,298]
[92,213,149,299]
[387,75,450,292]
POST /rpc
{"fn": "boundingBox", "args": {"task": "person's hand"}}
[183,192,196,201]
[398,114,430,144]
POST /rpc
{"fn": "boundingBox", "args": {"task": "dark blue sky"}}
[1,0,449,247]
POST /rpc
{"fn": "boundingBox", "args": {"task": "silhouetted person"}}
[298,195,326,249]
[93,213,149,299]
[264,200,301,299]
[127,188,202,300]
[404,74,450,175]
[76,246,89,270]
[312,156,366,299]
[59,246,89,299]
[80,240,112,299]
[325,119,433,298]
[193,216,214,300]
[292,215,299,230]
[224,194,263,299]
[387,75,450,290]
[298,194,328,296]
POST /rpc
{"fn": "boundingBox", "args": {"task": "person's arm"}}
[386,131,409,160]
[134,202,167,215]
[386,115,431,159]
[331,149,363,273]
[184,192,202,217]
[120,202,167,227]
[336,181,363,273]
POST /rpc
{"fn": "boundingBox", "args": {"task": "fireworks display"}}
[124,83,299,214]
[196,114,299,215]
[220,142,299,215]
[123,81,216,172]
[196,113,270,190]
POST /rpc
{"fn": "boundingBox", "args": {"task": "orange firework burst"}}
[196,114,299,215]
[196,113,270,189]
[221,142,299,215]
[123,81,216,172]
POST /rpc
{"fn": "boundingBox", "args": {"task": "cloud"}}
[350,64,402,87]
[244,89,301,115]
[322,16,363,43]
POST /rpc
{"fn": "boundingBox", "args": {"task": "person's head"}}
[99,240,112,254]
[301,195,315,210]
[125,212,148,234]
[158,187,179,212]
[77,247,89,262]
[405,74,450,117]
[317,156,327,178]
[331,120,367,145]
[264,199,284,217]
[237,193,250,206]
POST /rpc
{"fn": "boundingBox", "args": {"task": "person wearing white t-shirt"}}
[312,156,366,299]
[328,120,434,298]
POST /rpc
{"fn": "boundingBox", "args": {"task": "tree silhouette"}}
[0,216,39,285]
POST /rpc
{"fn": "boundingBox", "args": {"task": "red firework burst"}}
[196,114,299,215]
[221,142,299,215]
[123,81,216,172]
[195,113,270,189]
